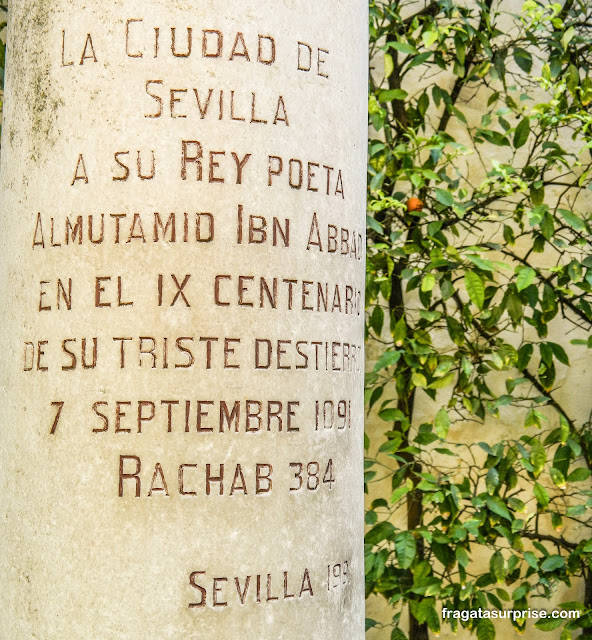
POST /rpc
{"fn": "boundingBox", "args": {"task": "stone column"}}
[0,2,367,638]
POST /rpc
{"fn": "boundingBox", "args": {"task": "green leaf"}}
[422,169,440,182]
[411,599,439,630]
[508,497,526,513]
[417,92,430,117]
[410,577,441,597]
[365,551,375,574]
[567,64,580,95]
[540,211,554,239]
[434,407,450,439]
[366,618,379,631]
[450,106,467,125]
[552,444,571,477]
[456,546,470,568]
[379,89,408,102]
[365,521,395,545]
[374,350,402,371]
[389,41,418,55]
[424,604,441,634]
[566,505,586,517]
[513,47,533,73]
[370,304,384,336]
[560,415,570,444]
[465,271,485,310]
[487,495,512,521]
[446,317,465,345]
[384,53,394,79]
[550,467,566,489]
[562,26,575,51]
[393,316,407,345]
[525,408,540,428]
[534,482,550,508]
[490,551,506,584]
[513,118,531,149]
[558,208,586,231]
[429,372,455,390]
[513,583,529,600]
[479,129,510,146]
[423,30,438,48]
[477,618,496,640]
[548,342,569,366]
[435,188,454,207]
[495,587,510,601]
[517,344,533,370]
[454,33,466,65]
[366,215,384,234]
[390,482,411,504]
[506,291,523,323]
[413,561,431,582]
[379,409,404,424]
[535,617,563,631]
[524,551,538,569]
[531,439,546,477]
[531,185,545,206]
[516,267,536,292]
[368,387,384,409]
[412,372,427,388]
[567,467,591,482]
[395,531,417,569]
[433,360,453,377]
[486,468,500,495]
[465,254,495,271]
[421,274,436,292]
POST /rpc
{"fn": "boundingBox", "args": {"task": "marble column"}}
[0,2,367,637]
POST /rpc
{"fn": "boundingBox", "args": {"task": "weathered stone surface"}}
[0,2,367,638]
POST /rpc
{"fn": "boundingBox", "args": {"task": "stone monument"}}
[0,2,367,638]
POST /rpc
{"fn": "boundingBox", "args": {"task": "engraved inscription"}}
[6,3,364,629]
[188,567,315,608]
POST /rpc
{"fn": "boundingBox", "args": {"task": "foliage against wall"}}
[365,1,592,639]
[0,1,591,638]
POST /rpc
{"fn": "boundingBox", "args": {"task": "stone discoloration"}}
[0,2,367,639]
[6,0,60,160]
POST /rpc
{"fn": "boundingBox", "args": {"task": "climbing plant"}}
[365,1,592,639]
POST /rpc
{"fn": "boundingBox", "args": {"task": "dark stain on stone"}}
[10,0,62,162]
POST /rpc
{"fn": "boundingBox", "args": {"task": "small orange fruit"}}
[406,197,424,212]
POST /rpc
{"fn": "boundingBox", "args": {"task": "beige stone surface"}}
[0,2,367,638]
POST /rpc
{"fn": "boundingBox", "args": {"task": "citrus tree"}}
[364,1,592,638]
